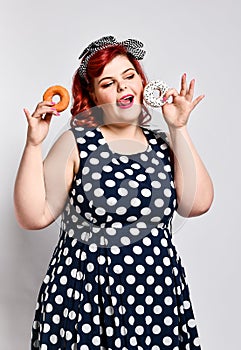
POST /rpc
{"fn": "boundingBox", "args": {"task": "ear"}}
[88,85,98,105]
[90,92,98,105]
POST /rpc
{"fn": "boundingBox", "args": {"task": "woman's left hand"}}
[162,74,205,129]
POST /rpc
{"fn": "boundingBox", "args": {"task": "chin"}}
[118,106,142,124]
[102,103,142,126]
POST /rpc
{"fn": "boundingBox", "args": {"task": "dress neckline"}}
[96,126,152,156]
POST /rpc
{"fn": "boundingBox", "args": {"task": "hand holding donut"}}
[23,101,59,146]
[23,85,70,146]
[161,74,205,129]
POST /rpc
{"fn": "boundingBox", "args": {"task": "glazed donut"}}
[143,80,169,108]
[43,85,70,112]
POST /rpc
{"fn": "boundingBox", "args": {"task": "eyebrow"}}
[98,68,135,85]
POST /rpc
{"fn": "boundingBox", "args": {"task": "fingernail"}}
[183,73,186,77]
[51,107,56,111]
[56,112,60,116]
[163,96,167,102]
[51,101,56,105]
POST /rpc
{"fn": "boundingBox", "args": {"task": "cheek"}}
[133,78,143,92]
[93,92,105,105]
[133,81,144,100]
[99,92,115,104]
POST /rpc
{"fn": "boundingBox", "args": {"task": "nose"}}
[117,80,127,92]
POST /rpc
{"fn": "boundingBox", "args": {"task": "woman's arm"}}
[14,102,79,229]
[167,126,214,217]
[162,74,214,217]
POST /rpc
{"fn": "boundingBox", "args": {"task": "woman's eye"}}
[126,74,135,80]
[102,81,113,88]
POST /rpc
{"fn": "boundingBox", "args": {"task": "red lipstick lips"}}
[117,94,134,109]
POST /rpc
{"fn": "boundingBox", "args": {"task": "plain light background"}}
[1,0,240,349]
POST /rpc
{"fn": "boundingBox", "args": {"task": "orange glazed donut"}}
[43,85,70,112]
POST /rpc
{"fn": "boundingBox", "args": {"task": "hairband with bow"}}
[78,36,146,82]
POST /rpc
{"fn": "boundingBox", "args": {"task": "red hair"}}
[70,45,151,127]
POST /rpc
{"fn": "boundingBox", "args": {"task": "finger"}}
[39,100,56,108]
[44,113,53,124]
[32,100,56,116]
[180,73,187,96]
[186,79,195,101]
[23,108,32,122]
[32,105,59,119]
[191,94,205,109]
[164,88,179,100]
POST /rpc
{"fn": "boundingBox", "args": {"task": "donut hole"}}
[52,94,61,104]
[153,89,161,98]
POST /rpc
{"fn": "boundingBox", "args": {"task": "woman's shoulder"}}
[48,129,77,151]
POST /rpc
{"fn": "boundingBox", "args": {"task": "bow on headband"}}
[78,36,146,82]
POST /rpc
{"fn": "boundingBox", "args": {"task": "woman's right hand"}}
[23,101,60,146]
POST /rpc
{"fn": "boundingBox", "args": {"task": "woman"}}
[14,35,214,349]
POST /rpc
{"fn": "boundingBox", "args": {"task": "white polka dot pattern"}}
[31,127,202,349]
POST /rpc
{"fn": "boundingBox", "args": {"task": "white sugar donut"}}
[143,80,169,108]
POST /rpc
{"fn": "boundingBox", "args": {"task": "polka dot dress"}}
[31,126,202,349]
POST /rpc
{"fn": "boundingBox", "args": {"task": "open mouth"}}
[117,95,134,109]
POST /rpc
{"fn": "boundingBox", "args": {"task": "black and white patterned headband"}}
[78,35,146,82]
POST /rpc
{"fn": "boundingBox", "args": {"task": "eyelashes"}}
[126,74,135,80]
[102,74,136,89]
[102,82,113,88]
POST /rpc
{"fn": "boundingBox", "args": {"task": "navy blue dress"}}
[31,126,201,349]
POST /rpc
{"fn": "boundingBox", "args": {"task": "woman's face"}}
[90,55,144,125]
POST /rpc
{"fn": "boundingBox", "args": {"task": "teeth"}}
[121,96,132,101]
[117,95,133,107]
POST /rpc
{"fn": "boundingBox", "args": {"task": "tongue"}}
[118,98,131,106]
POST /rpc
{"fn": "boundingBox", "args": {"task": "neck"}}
[100,123,141,140]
